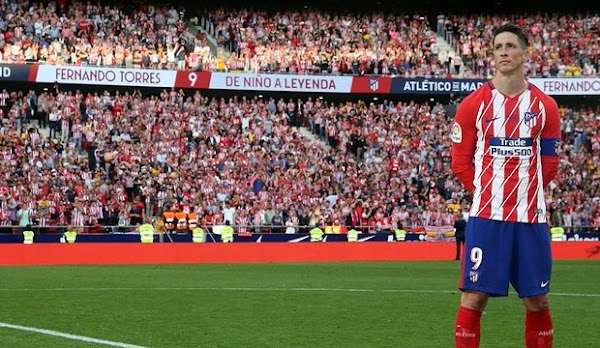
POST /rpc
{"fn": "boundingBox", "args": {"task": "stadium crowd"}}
[181,9,600,77]
[0,1,598,234]
[0,0,212,70]
[207,9,449,76]
[443,13,600,78]
[0,86,599,233]
[0,0,598,78]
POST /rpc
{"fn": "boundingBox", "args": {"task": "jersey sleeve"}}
[540,96,561,187]
[450,98,477,192]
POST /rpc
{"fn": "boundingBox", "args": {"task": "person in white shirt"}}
[222,202,237,227]
[48,106,61,138]
[17,205,32,231]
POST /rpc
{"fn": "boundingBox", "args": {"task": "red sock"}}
[455,306,482,348]
[525,309,553,348]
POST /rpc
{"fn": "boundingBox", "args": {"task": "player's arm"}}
[540,96,561,187]
[450,100,477,191]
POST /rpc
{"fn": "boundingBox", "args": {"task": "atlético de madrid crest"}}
[469,270,479,283]
[524,111,539,128]
[369,78,379,92]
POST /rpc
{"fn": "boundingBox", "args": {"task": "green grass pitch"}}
[0,261,598,347]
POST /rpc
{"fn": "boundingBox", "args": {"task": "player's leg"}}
[455,217,513,348]
[455,291,487,348]
[459,217,514,295]
[511,223,553,348]
[523,294,553,348]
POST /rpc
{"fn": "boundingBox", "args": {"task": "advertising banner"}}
[0,231,597,244]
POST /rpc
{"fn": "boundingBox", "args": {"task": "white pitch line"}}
[0,287,598,297]
[0,322,147,348]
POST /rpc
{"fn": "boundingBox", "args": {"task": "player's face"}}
[493,32,527,74]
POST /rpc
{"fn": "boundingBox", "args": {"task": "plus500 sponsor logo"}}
[489,137,533,158]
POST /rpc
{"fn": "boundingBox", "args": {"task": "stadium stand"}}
[0,1,597,78]
[1,86,598,233]
[0,0,598,235]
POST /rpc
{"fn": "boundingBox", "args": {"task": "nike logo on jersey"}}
[484,117,500,123]
[541,280,550,288]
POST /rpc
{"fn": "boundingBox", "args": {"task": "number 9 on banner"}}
[188,73,197,86]
[174,71,210,89]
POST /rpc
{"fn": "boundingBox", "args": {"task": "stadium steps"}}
[296,126,319,142]
[23,120,49,138]
[190,17,231,59]
[435,36,464,77]
[295,126,329,149]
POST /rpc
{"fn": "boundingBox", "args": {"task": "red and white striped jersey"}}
[72,208,85,227]
[451,82,561,223]
[236,214,249,233]
[89,203,104,221]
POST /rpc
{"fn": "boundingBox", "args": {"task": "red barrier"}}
[0,242,598,266]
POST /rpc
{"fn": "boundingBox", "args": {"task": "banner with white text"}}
[208,72,353,93]
[35,65,177,88]
[0,63,34,82]
[7,63,597,96]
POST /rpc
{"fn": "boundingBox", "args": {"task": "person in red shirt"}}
[450,24,560,348]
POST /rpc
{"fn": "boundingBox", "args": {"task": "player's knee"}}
[460,291,488,312]
[523,294,549,311]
